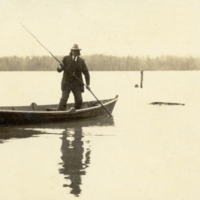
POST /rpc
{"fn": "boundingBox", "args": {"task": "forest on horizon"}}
[0,54,199,71]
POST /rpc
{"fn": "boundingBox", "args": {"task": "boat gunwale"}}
[0,96,118,114]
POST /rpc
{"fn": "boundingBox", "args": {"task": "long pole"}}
[20,23,112,117]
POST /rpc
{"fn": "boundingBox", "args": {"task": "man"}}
[57,44,90,110]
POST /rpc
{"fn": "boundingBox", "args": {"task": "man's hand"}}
[86,85,91,91]
[58,64,64,70]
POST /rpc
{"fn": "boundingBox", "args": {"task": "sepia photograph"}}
[0,0,200,199]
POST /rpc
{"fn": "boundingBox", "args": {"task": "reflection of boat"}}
[0,116,115,197]
[0,116,115,141]
[0,95,118,126]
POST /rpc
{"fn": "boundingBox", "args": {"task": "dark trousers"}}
[58,85,83,110]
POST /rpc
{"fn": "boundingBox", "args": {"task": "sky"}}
[1,0,200,57]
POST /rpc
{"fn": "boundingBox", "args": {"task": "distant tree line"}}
[0,55,200,71]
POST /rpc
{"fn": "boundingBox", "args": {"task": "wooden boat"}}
[0,95,118,126]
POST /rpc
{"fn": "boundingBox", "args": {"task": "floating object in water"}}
[149,102,185,106]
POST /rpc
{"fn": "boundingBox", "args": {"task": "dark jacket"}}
[57,56,90,93]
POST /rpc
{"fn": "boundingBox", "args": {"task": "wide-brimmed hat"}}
[71,44,81,50]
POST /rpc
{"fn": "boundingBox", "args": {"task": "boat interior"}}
[0,99,112,112]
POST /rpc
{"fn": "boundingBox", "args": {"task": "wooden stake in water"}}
[140,70,143,88]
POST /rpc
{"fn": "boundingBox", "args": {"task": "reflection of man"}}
[59,127,91,197]
[57,44,90,110]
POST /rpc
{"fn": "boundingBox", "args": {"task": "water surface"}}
[0,71,200,200]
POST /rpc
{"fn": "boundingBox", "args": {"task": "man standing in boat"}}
[57,44,90,110]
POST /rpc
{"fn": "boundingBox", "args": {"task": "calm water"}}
[0,71,200,200]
